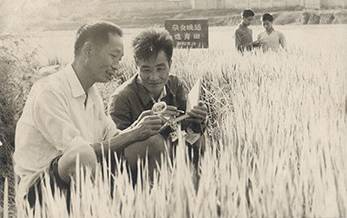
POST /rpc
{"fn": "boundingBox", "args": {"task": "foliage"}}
[0,35,41,217]
[2,27,347,217]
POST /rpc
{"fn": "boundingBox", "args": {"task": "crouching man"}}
[108,29,208,184]
[13,21,165,209]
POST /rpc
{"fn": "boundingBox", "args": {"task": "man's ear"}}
[134,56,139,69]
[168,59,172,68]
[81,41,93,58]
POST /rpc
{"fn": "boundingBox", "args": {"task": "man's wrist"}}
[122,126,141,143]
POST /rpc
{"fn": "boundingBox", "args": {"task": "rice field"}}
[2,24,347,217]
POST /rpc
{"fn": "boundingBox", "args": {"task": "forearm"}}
[91,128,139,158]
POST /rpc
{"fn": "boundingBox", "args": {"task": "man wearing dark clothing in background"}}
[235,9,259,52]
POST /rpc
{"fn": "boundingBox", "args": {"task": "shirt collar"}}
[239,22,247,28]
[157,86,167,102]
[65,64,87,98]
[130,74,171,107]
[266,28,275,35]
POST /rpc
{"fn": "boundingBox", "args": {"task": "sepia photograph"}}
[0,0,346,217]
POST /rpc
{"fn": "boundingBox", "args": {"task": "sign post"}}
[164,19,208,49]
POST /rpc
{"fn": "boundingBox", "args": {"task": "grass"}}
[1,26,347,217]
[0,35,40,217]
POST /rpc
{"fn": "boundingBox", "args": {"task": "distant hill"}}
[1,0,347,33]
[39,8,347,31]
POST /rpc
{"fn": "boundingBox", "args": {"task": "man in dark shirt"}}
[108,29,208,182]
[235,9,258,52]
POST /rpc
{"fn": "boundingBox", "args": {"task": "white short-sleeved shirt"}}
[13,64,119,199]
[257,29,286,52]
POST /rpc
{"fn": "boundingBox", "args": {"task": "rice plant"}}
[1,26,346,217]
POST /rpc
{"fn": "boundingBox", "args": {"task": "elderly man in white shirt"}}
[257,13,286,52]
[13,21,164,208]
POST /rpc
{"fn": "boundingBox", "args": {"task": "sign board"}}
[164,19,208,49]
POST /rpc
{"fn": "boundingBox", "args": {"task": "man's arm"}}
[235,30,243,52]
[91,113,163,157]
[90,128,139,156]
[108,92,133,130]
[279,32,286,49]
[33,89,162,161]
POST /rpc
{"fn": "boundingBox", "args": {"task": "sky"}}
[0,0,60,33]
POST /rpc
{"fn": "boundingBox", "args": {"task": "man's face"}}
[136,50,171,96]
[262,20,273,31]
[88,33,124,83]
[243,16,254,26]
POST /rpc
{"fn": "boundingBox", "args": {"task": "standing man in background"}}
[257,13,286,52]
[235,9,258,52]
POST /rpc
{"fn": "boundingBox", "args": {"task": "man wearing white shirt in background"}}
[13,21,165,209]
[257,13,286,52]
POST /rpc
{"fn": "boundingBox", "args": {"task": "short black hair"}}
[261,13,274,22]
[74,21,123,57]
[132,28,173,62]
[241,9,255,18]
